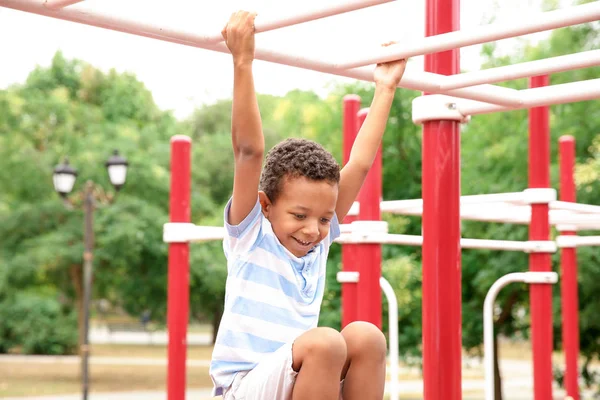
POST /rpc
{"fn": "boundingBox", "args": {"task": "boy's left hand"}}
[373,42,407,90]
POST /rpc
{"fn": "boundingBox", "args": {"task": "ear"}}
[258,191,272,217]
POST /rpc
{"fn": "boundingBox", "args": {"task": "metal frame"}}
[2,0,599,113]
[9,1,598,399]
[334,2,600,70]
[483,272,559,400]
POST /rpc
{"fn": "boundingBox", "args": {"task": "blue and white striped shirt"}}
[209,198,340,396]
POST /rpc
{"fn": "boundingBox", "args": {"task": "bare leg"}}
[340,321,387,400]
[292,327,347,400]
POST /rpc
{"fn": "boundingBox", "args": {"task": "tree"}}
[0,51,177,353]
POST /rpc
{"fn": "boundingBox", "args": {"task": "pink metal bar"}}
[440,50,600,90]
[0,0,519,106]
[459,78,600,116]
[341,95,361,328]
[167,136,192,400]
[528,75,554,400]
[203,0,395,43]
[422,0,462,399]
[335,2,600,69]
[44,0,83,9]
[559,135,580,400]
[355,108,383,328]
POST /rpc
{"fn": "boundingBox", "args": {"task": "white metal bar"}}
[484,272,558,400]
[0,0,520,107]
[203,0,395,43]
[380,192,526,214]
[459,78,600,116]
[557,235,600,248]
[336,232,554,252]
[335,233,423,245]
[380,277,399,400]
[335,2,600,69]
[163,223,225,243]
[550,211,600,226]
[44,0,83,9]
[440,50,600,90]
[461,239,556,253]
[550,200,600,215]
[417,72,522,106]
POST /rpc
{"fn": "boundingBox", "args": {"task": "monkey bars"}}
[2,0,599,113]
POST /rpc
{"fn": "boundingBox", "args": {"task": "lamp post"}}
[53,150,128,400]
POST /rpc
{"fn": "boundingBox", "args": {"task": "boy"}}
[210,10,407,400]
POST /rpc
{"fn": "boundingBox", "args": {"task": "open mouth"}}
[292,237,312,247]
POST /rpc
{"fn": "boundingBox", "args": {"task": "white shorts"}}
[222,342,343,400]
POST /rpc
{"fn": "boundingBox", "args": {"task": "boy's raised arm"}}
[223,11,265,226]
[335,57,407,221]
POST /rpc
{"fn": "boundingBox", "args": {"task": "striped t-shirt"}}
[209,198,341,396]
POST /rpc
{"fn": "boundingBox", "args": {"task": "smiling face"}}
[259,176,338,258]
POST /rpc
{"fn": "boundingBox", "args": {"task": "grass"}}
[0,362,212,398]
[1,339,585,398]
[92,344,214,360]
[0,344,214,398]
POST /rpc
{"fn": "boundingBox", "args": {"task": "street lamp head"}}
[105,149,128,191]
[53,158,78,197]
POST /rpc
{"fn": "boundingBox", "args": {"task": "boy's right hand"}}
[222,11,257,66]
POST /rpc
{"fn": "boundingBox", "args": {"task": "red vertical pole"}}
[342,95,361,328]
[167,135,192,400]
[422,0,462,399]
[559,135,580,400]
[356,108,383,328]
[528,75,553,400]
[340,94,360,328]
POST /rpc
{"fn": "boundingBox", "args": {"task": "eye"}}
[293,214,306,220]
[320,218,331,224]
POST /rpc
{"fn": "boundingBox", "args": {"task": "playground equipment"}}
[3,1,599,399]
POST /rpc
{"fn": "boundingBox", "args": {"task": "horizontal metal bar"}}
[459,78,600,116]
[551,200,600,214]
[334,2,600,69]
[419,71,521,106]
[557,235,600,248]
[0,0,521,107]
[440,50,600,90]
[380,191,527,213]
[336,232,556,252]
[44,0,83,9]
[203,0,395,43]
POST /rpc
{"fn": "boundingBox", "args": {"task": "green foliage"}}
[0,292,78,355]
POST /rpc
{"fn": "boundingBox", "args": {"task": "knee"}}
[293,327,347,369]
[341,321,387,360]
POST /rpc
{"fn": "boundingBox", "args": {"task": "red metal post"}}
[341,95,361,328]
[422,0,462,399]
[528,75,554,400]
[559,135,580,400]
[355,108,383,328]
[167,135,192,400]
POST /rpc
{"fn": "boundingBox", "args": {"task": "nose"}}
[302,220,320,239]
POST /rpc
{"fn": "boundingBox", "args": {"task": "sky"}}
[0,0,552,119]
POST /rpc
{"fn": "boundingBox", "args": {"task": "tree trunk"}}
[493,289,520,400]
[69,264,84,356]
[211,303,223,345]
[494,331,503,400]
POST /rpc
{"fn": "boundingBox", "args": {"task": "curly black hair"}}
[259,138,340,202]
